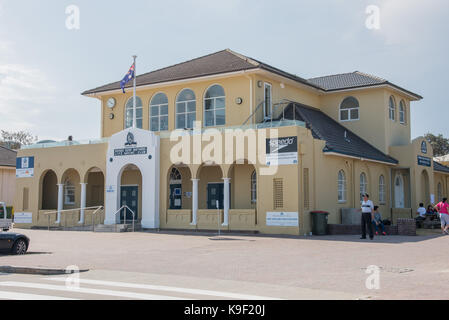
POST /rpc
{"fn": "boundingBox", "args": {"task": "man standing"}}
[360,193,375,240]
[434,198,449,235]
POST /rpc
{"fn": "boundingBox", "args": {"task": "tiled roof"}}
[82,49,319,95]
[82,50,422,99]
[434,161,449,174]
[281,103,399,164]
[308,71,422,99]
[0,146,17,167]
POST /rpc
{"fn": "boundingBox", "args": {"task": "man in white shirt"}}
[360,193,374,240]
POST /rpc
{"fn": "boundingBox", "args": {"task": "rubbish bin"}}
[310,211,329,235]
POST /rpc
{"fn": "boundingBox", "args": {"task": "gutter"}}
[323,151,398,166]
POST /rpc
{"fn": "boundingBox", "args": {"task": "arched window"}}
[64,179,75,205]
[399,100,406,124]
[125,96,143,129]
[379,175,386,204]
[170,168,182,184]
[150,93,169,132]
[340,97,359,121]
[176,89,196,129]
[204,85,226,127]
[360,173,367,202]
[338,170,346,202]
[438,182,443,202]
[389,96,396,121]
[251,170,257,203]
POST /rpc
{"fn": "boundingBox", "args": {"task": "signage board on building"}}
[266,136,298,166]
[417,155,431,167]
[266,212,299,227]
[113,132,148,157]
[14,212,33,224]
[16,157,34,178]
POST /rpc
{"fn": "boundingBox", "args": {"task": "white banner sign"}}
[266,212,299,227]
[14,212,33,224]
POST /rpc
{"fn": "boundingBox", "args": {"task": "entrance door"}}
[208,183,223,209]
[169,184,182,210]
[120,186,138,222]
[394,175,405,208]
[264,83,272,119]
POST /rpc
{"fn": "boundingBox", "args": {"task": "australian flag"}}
[120,63,135,93]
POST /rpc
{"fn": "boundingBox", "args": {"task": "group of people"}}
[359,193,387,240]
[359,194,449,240]
[416,199,449,235]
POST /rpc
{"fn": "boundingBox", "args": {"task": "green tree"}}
[424,133,449,157]
[0,130,38,150]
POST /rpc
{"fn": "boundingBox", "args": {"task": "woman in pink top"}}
[434,198,449,235]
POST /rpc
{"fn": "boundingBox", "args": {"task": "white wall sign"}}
[106,185,116,194]
[16,157,35,178]
[266,137,298,166]
[266,212,299,227]
[14,212,33,224]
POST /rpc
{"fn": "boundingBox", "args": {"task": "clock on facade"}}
[107,98,116,109]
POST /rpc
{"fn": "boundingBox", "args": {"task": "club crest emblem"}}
[125,132,137,146]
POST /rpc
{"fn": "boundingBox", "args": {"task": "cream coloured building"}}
[13,49,449,235]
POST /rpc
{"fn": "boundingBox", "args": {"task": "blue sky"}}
[0,0,448,141]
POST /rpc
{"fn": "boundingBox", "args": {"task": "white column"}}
[79,183,87,224]
[223,178,230,226]
[56,184,64,224]
[191,179,199,225]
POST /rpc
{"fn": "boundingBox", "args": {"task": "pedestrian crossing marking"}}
[45,277,281,300]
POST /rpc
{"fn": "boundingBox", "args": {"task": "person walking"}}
[360,193,375,240]
[434,198,449,235]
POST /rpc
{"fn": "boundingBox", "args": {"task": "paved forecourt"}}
[1,229,449,300]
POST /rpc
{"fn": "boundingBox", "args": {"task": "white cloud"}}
[377,0,449,45]
[0,63,56,133]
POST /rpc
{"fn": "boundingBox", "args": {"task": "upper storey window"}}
[399,100,406,124]
[204,85,225,127]
[176,89,196,129]
[389,96,396,121]
[125,96,143,129]
[150,93,169,132]
[340,97,359,122]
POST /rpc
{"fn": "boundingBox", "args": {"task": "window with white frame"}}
[340,97,359,121]
[389,96,396,121]
[64,180,75,205]
[360,172,367,202]
[338,170,346,202]
[399,100,406,124]
[176,89,196,129]
[150,93,169,132]
[204,85,225,127]
[125,96,143,129]
[251,170,257,203]
[379,175,386,204]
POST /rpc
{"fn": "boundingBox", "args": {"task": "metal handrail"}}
[41,206,104,231]
[242,99,296,126]
[113,205,136,233]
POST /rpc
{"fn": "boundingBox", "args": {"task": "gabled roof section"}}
[283,103,398,165]
[0,146,17,167]
[308,71,422,100]
[434,161,449,174]
[82,49,323,95]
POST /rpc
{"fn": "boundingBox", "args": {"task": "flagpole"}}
[132,55,137,129]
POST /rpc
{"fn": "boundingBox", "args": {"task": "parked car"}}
[0,232,30,255]
[0,202,12,231]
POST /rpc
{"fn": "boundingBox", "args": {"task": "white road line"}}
[0,290,77,300]
[45,277,281,300]
[0,282,190,300]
